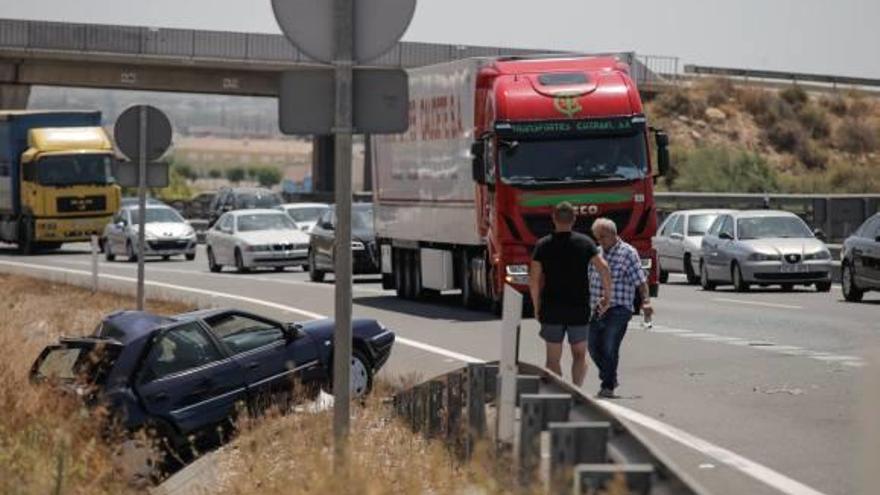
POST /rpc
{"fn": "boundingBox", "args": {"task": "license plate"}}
[780,264,808,273]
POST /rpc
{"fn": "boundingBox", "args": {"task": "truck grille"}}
[57,195,106,213]
[523,210,632,240]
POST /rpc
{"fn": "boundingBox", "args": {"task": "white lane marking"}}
[0,259,474,363]
[598,401,827,495]
[0,258,830,495]
[713,298,803,310]
[49,258,390,295]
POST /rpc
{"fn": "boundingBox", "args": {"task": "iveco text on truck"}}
[0,111,121,253]
[372,56,669,312]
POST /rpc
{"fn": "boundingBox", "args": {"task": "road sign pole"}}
[136,105,147,311]
[332,0,354,462]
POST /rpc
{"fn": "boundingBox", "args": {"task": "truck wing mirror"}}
[654,129,670,177]
[470,141,486,185]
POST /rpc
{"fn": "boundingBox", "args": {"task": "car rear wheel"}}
[732,263,749,292]
[308,250,325,282]
[700,262,716,291]
[842,263,864,302]
[684,254,700,285]
[207,247,222,272]
[815,281,832,293]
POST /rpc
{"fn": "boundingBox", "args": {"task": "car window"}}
[737,216,813,240]
[671,215,685,236]
[687,214,717,236]
[235,191,282,209]
[353,208,374,230]
[706,216,723,236]
[205,313,284,354]
[658,215,675,237]
[141,323,224,382]
[858,216,880,238]
[130,208,184,225]
[286,206,327,223]
[319,210,335,229]
[236,213,297,232]
[719,216,734,238]
[217,215,233,231]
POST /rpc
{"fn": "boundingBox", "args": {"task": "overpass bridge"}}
[0,17,675,191]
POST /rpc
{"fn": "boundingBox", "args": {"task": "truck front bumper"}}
[36,216,111,242]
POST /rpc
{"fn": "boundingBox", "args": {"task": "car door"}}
[860,216,880,285]
[702,215,727,279]
[111,211,131,255]
[667,214,687,271]
[655,214,675,268]
[134,322,247,436]
[714,215,736,282]
[213,214,235,264]
[311,210,336,269]
[203,312,321,405]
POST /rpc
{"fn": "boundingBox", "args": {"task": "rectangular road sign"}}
[279,68,409,135]
[113,160,169,188]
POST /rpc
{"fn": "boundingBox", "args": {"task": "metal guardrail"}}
[393,361,706,494]
[656,192,880,244]
[684,64,880,89]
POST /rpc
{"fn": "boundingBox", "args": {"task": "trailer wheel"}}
[394,249,406,298]
[460,253,480,309]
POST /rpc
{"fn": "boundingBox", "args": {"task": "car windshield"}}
[35,154,114,186]
[688,214,718,236]
[131,208,184,225]
[238,193,281,209]
[499,133,648,183]
[352,208,373,230]
[237,213,297,232]
[737,216,813,240]
[286,206,327,223]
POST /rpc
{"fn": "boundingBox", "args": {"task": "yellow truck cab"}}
[0,111,121,253]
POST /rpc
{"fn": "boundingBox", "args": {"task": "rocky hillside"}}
[645,79,880,193]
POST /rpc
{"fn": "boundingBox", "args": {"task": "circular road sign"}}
[271,0,417,63]
[114,105,172,162]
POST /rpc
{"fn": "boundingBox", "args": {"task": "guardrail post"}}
[549,422,611,491]
[516,375,541,406]
[427,380,444,438]
[483,364,499,403]
[446,372,463,444]
[520,393,572,429]
[466,363,486,457]
[518,395,544,486]
[572,464,654,495]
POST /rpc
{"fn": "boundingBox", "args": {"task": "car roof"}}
[329,203,373,210]
[731,210,799,218]
[669,209,736,215]
[120,204,176,212]
[227,208,286,216]
[282,203,328,209]
[224,187,277,194]
[98,311,178,344]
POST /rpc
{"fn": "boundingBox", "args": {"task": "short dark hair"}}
[552,201,576,224]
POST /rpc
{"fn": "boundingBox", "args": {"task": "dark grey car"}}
[841,213,880,302]
[308,203,379,282]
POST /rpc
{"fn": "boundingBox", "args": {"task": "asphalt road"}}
[2,243,877,495]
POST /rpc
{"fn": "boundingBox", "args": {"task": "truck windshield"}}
[499,133,647,183]
[35,154,114,186]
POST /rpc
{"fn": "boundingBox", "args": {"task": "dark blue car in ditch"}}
[31,308,394,468]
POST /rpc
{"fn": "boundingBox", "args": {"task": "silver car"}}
[654,209,733,284]
[699,210,832,292]
[281,202,329,233]
[205,209,311,273]
[104,205,197,262]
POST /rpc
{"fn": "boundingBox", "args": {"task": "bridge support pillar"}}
[362,134,373,192]
[0,84,30,110]
[311,135,335,194]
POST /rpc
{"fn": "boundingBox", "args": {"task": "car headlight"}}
[748,252,781,261]
[352,241,365,249]
[245,244,271,252]
[804,250,831,260]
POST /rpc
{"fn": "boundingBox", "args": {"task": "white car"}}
[281,202,329,233]
[205,209,311,273]
[104,205,197,262]
[654,209,734,284]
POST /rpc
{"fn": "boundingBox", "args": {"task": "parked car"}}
[31,308,394,471]
[654,209,733,284]
[207,187,283,227]
[699,210,832,292]
[841,212,880,302]
[281,202,329,233]
[104,205,197,262]
[308,203,379,282]
[205,209,311,272]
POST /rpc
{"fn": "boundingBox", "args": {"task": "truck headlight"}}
[505,264,529,285]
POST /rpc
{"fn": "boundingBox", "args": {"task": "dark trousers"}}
[588,306,632,390]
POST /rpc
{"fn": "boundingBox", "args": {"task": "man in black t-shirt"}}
[529,202,612,386]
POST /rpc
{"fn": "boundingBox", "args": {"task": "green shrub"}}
[779,85,809,108]
[208,169,223,179]
[252,166,283,188]
[670,146,779,193]
[654,88,705,119]
[795,141,830,169]
[835,118,879,154]
[172,162,198,181]
[225,166,247,183]
[742,88,795,127]
[797,104,831,139]
[699,77,736,107]
[766,119,809,153]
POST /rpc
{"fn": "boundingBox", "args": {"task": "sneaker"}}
[597,388,616,399]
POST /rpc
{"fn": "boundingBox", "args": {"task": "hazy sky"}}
[2,0,879,78]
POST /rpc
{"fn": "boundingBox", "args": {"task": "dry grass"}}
[0,274,190,495]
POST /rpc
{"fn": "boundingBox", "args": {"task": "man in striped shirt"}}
[588,218,654,398]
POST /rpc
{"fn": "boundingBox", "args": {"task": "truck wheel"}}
[460,253,480,309]
[394,250,406,298]
[17,217,35,255]
[410,250,423,299]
